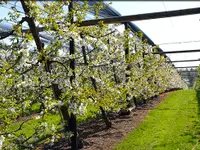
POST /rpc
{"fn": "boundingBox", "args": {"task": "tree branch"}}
[19,61,39,75]
[49,60,69,72]
[20,0,43,52]
[0,17,28,40]
[0,119,29,135]
[84,29,116,39]
[0,52,23,75]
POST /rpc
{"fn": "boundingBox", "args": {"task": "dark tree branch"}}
[20,1,43,53]
[17,61,39,75]
[0,52,23,75]
[49,60,69,72]
[0,17,28,40]
[0,120,29,135]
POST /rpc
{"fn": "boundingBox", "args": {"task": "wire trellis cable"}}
[157,40,200,45]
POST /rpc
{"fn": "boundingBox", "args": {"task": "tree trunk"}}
[52,82,70,130]
[20,0,71,148]
[39,102,45,112]
[100,106,112,128]
[143,99,147,104]
[133,97,138,108]
[21,105,24,117]
[60,106,70,130]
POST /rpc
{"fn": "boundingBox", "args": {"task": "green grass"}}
[2,102,100,147]
[8,114,61,137]
[6,103,100,138]
[115,90,200,150]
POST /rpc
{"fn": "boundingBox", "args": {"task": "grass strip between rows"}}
[115,90,200,150]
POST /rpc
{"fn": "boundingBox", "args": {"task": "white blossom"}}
[35,115,41,120]
[51,124,55,131]
[50,136,55,146]
[2,98,5,102]
[40,111,44,115]
[8,108,15,114]
[0,135,5,149]
[79,103,87,115]
[56,101,64,106]
[41,122,48,128]
[8,134,13,138]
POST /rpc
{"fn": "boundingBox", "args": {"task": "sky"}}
[110,1,200,68]
[0,1,200,68]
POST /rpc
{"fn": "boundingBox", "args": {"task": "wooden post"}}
[69,113,78,150]
[124,23,129,63]
[80,34,112,128]
[124,22,130,82]
[123,22,132,112]
[68,2,79,150]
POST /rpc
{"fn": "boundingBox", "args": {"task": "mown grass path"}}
[115,90,200,150]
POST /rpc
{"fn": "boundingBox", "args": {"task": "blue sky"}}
[1,1,200,68]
